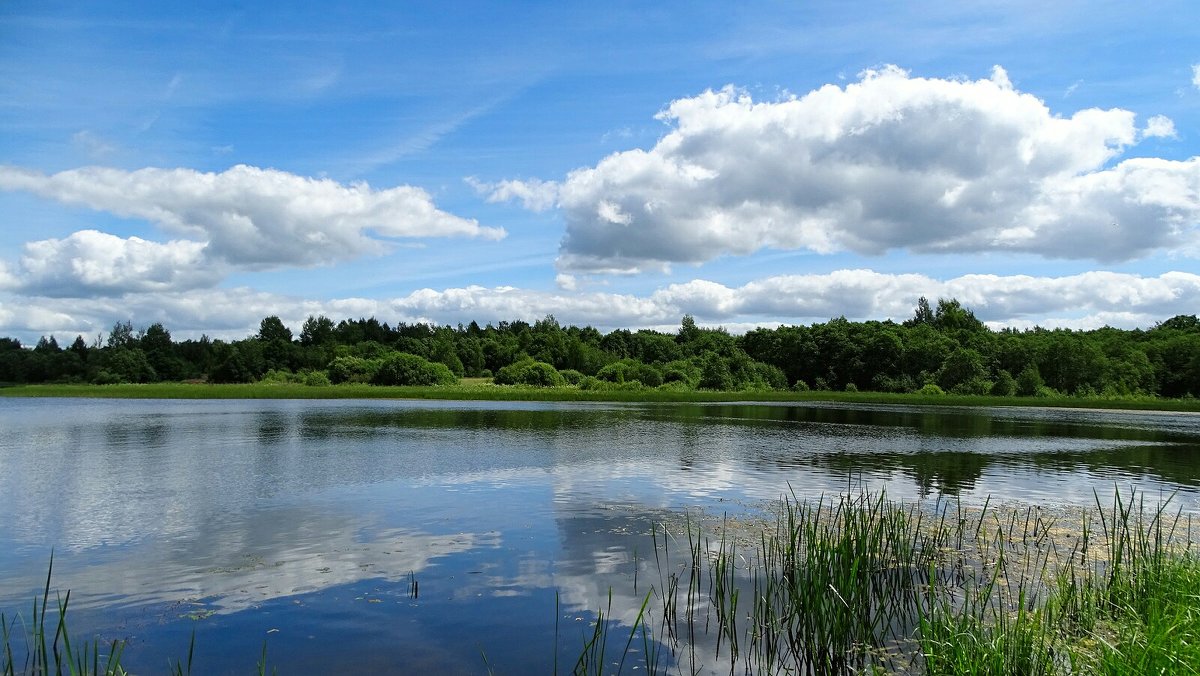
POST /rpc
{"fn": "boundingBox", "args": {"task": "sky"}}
[1,1,1198,344]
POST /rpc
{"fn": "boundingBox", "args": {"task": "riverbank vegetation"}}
[6,490,1198,674]
[3,299,1199,404]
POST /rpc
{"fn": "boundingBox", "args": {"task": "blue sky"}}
[1,1,1198,343]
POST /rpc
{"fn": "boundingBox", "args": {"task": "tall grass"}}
[4,382,1199,411]
[1,553,126,676]
[570,487,1200,674]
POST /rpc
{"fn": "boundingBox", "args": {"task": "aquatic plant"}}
[1,553,126,676]
[568,487,1200,674]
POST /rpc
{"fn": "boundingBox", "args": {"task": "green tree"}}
[299,315,336,346]
[106,320,136,349]
[1015,365,1044,396]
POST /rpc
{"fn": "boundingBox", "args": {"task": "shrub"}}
[1016,365,1044,396]
[990,370,1017,396]
[661,359,700,388]
[371,352,457,386]
[327,356,382,384]
[260,368,300,384]
[951,377,992,396]
[558,369,585,385]
[752,362,788,390]
[596,359,663,387]
[579,376,643,391]
[792,379,810,392]
[304,370,331,387]
[1035,385,1059,398]
[918,383,946,396]
[493,358,565,387]
[844,383,859,392]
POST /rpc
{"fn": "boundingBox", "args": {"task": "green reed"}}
[1,554,126,676]
[570,487,1200,674]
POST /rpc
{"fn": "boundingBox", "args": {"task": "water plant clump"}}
[1,553,126,676]
[569,488,1200,674]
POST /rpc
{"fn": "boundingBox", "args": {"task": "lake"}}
[2,397,1199,673]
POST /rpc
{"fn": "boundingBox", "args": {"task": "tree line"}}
[2,298,1199,398]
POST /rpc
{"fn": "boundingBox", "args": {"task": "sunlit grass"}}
[2,381,1197,411]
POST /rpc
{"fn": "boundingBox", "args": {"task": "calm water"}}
[2,398,1199,673]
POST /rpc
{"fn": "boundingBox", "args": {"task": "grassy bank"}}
[2,381,1198,411]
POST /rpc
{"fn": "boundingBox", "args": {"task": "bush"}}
[579,376,643,391]
[304,370,331,387]
[918,383,946,396]
[844,383,858,392]
[990,370,1017,396]
[596,359,662,387]
[558,369,585,385]
[661,360,700,388]
[493,358,565,387]
[371,352,457,386]
[260,368,300,384]
[327,356,382,384]
[1035,385,1059,398]
[792,379,810,392]
[1016,365,1044,396]
[752,362,788,390]
[951,377,992,396]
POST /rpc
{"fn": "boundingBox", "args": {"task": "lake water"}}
[2,397,1199,673]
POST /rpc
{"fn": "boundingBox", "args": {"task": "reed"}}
[569,487,1200,674]
[1,553,126,676]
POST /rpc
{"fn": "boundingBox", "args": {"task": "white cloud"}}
[555,273,578,291]
[5,270,1199,344]
[1193,63,1200,89]
[7,230,217,297]
[0,164,504,269]
[527,66,1198,272]
[466,176,560,212]
[1143,115,1177,139]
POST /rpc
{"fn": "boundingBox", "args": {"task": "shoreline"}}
[2,382,1198,412]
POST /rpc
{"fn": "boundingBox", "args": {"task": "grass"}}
[1,553,126,676]
[2,381,1198,411]
[7,490,1200,674]
[569,487,1200,674]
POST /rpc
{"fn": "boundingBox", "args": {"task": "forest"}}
[2,298,1199,399]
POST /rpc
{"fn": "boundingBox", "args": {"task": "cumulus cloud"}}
[534,66,1199,272]
[0,164,504,270]
[4,270,1199,343]
[387,270,1200,331]
[6,230,217,297]
[466,176,560,212]
[1142,115,1177,139]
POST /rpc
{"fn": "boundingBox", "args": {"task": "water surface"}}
[2,398,1198,673]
